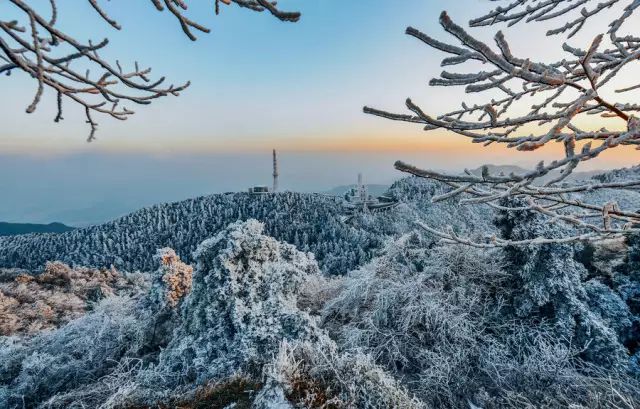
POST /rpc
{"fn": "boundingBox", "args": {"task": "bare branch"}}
[470,0,638,39]
[365,5,640,245]
[2,0,300,140]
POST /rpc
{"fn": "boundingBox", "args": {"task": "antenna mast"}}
[272,149,279,193]
[358,173,367,201]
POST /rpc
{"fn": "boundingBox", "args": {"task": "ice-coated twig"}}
[1,0,300,140]
[416,220,630,249]
[470,0,637,39]
[365,4,640,245]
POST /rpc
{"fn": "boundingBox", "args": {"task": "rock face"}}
[157,220,323,384]
[590,237,628,276]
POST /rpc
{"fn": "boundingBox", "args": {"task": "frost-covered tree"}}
[365,1,640,245]
[0,190,393,275]
[495,199,630,369]
[322,231,640,407]
[264,338,423,409]
[153,220,324,386]
[1,0,299,140]
[0,296,151,408]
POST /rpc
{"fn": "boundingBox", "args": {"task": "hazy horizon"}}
[2,148,635,226]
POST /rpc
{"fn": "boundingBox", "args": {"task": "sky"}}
[1,0,639,224]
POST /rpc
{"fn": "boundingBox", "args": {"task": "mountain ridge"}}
[0,222,75,236]
[0,177,493,275]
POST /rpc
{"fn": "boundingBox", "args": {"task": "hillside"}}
[1,169,636,276]
[0,177,494,275]
[0,192,365,275]
[2,174,640,408]
[0,222,74,236]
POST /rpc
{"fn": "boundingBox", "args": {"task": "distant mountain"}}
[591,165,640,183]
[0,222,74,237]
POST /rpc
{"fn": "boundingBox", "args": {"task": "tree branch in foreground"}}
[1,0,300,140]
[366,4,640,245]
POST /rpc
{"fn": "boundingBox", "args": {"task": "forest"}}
[1,170,640,407]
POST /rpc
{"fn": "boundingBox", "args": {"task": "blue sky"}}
[2,0,636,159]
[1,0,492,153]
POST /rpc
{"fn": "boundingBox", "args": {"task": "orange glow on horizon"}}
[2,130,638,171]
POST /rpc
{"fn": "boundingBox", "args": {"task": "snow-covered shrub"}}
[265,338,423,409]
[474,325,640,408]
[296,271,343,317]
[152,220,324,386]
[322,231,640,407]
[0,296,151,408]
[150,248,193,309]
[322,235,504,406]
[0,262,148,336]
[40,357,144,409]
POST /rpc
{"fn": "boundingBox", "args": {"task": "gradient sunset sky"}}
[1,0,637,167]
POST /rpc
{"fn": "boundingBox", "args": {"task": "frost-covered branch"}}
[416,220,624,248]
[365,4,640,245]
[1,0,299,140]
[470,0,638,39]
